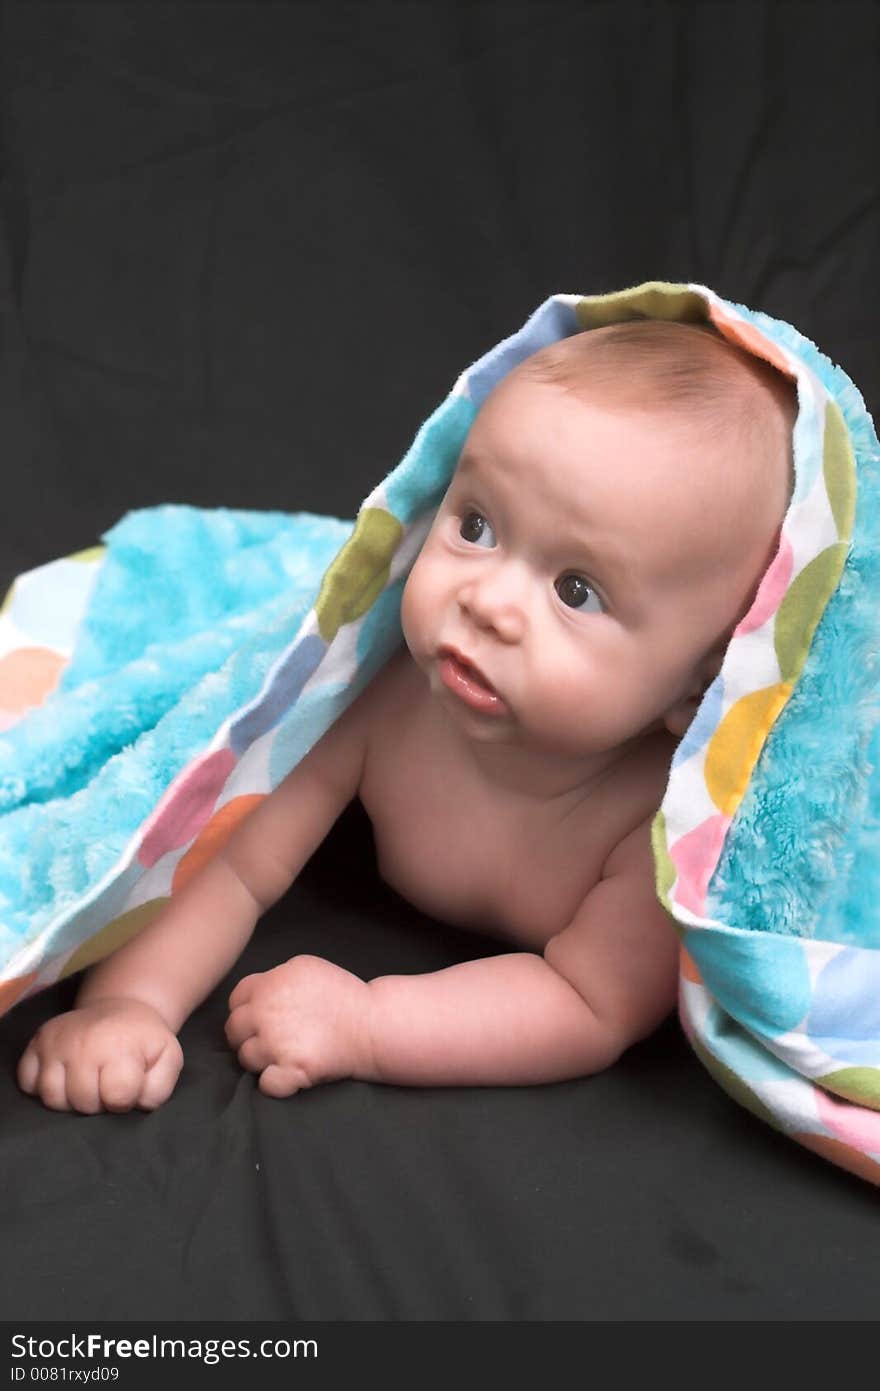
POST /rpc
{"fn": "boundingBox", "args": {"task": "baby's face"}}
[401,371,784,759]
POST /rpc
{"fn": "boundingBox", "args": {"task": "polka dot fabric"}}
[1,282,878,1184]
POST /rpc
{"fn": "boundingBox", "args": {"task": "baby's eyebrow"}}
[455,450,481,477]
[455,450,636,597]
[557,517,631,571]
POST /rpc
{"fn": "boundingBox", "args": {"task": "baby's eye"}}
[555,573,603,613]
[459,511,496,548]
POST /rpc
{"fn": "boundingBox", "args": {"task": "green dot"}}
[575,282,710,331]
[773,543,848,683]
[314,507,404,643]
[823,400,857,544]
[651,808,679,922]
[816,1066,880,1108]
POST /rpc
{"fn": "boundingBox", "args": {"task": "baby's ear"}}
[661,697,702,739]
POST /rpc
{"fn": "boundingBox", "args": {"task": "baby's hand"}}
[225,954,372,1097]
[17,999,184,1114]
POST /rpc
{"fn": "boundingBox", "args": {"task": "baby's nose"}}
[458,575,526,643]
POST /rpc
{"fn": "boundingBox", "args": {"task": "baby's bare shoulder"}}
[599,729,678,881]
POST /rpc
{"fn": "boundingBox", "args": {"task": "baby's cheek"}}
[533,654,611,747]
[400,563,430,652]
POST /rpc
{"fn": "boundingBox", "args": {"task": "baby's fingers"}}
[228,975,258,1012]
[224,1004,256,1051]
[16,1047,40,1096]
[259,1063,309,1098]
[237,1034,270,1074]
[137,1038,184,1111]
[18,1046,78,1110]
[96,1038,183,1113]
[98,1055,151,1113]
[31,1059,71,1111]
[64,1064,103,1115]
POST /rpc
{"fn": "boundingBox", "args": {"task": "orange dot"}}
[0,647,67,714]
[680,946,703,985]
[708,308,796,379]
[0,971,40,1017]
[795,1131,880,1185]
[172,794,265,893]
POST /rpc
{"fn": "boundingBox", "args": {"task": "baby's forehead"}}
[462,383,731,515]
[456,415,733,594]
[463,337,792,599]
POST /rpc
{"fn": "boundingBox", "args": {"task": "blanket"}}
[2,281,878,1185]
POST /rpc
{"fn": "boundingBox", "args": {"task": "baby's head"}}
[521,318,796,678]
[402,318,798,761]
[519,318,795,542]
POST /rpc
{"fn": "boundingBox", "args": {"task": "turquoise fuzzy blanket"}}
[2,281,879,1185]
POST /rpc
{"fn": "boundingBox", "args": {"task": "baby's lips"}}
[439,644,498,694]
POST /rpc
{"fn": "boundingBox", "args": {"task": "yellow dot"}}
[60,899,170,979]
[704,683,792,816]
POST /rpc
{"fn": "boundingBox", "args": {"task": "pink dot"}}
[735,533,794,638]
[669,813,731,916]
[138,747,237,868]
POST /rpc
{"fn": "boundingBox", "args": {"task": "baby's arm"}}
[364,815,680,1085]
[224,814,680,1091]
[17,689,369,1112]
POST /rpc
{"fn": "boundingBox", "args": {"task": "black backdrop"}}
[0,0,878,1321]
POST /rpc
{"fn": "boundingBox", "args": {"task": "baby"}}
[17,318,797,1111]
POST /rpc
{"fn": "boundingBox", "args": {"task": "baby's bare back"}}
[357,648,675,948]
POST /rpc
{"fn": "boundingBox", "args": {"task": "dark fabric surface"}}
[0,0,879,1321]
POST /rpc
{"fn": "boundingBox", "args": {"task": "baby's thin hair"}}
[520,318,798,507]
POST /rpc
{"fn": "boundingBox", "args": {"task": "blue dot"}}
[685,927,811,1038]
[807,948,880,1065]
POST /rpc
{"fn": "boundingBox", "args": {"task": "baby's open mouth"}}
[439,647,496,693]
[436,647,507,717]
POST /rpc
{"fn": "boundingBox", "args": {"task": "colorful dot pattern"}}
[0,282,878,1186]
